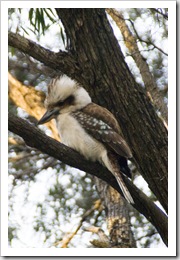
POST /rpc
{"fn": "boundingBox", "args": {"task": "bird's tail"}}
[113,172,134,204]
[103,152,134,204]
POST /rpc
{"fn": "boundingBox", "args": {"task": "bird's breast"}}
[56,113,106,162]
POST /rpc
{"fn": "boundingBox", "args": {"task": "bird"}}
[38,75,134,204]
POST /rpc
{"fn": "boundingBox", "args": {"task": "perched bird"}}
[38,75,134,204]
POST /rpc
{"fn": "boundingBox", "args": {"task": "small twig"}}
[127,19,168,56]
[53,200,102,248]
[84,226,110,248]
[12,157,57,180]
[151,8,168,20]
[9,152,37,162]
[137,230,157,241]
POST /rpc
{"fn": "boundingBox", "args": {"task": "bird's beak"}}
[38,108,59,125]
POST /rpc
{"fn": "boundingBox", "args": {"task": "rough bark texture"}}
[8,31,80,77]
[8,113,168,246]
[8,8,168,246]
[8,73,136,247]
[95,178,137,248]
[55,9,168,213]
[106,8,168,125]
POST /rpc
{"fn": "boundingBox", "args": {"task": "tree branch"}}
[8,72,60,140]
[56,9,168,213]
[127,18,168,56]
[95,179,137,248]
[8,112,168,246]
[54,200,102,248]
[8,31,80,77]
[106,8,168,124]
[151,8,168,20]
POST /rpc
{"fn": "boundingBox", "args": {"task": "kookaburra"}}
[38,75,134,204]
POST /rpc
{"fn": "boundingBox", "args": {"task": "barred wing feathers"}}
[72,103,132,159]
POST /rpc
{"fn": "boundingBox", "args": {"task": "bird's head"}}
[38,75,91,125]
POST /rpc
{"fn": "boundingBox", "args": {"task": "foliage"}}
[8,8,168,248]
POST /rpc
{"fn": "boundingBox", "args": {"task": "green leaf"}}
[43,8,56,23]
[28,8,57,36]
[60,26,66,46]
[47,8,56,17]
[20,26,29,36]
[29,8,34,24]
[40,8,46,35]
[35,8,40,33]
[9,46,15,56]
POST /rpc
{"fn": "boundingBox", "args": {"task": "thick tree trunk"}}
[95,178,136,248]
[8,113,168,246]
[106,8,168,125]
[8,8,168,246]
[9,70,135,245]
[56,9,168,213]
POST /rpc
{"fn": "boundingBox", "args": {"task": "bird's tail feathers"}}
[114,173,134,204]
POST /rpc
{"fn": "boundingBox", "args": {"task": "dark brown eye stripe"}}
[53,95,75,108]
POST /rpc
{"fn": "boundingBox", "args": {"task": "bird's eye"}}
[56,100,64,106]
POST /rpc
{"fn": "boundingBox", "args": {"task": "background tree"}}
[8,8,168,248]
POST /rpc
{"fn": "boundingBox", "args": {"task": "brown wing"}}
[72,103,132,158]
[82,103,121,133]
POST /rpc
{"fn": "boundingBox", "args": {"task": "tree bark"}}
[55,9,168,213]
[95,178,137,248]
[8,8,168,246]
[8,113,168,246]
[9,73,136,247]
[8,31,81,77]
[106,8,168,125]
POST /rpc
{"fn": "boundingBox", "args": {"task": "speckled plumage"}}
[38,75,134,203]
